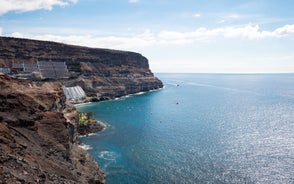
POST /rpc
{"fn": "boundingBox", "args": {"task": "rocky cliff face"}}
[0,74,105,183]
[0,36,163,100]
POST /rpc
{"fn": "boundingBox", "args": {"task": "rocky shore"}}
[0,74,105,183]
[77,120,105,136]
[0,36,163,183]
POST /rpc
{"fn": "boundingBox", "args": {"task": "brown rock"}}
[0,36,163,100]
[0,74,105,183]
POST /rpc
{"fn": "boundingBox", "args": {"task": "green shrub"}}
[78,111,95,126]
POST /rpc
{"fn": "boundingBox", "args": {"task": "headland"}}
[0,36,163,183]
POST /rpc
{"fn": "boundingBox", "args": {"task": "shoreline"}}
[77,119,107,137]
[74,87,164,107]
[78,120,108,138]
[74,101,92,107]
[115,87,164,100]
[75,87,163,151]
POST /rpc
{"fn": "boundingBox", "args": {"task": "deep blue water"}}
[78,74,294,184]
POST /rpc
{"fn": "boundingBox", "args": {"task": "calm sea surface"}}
[78,74,294,184]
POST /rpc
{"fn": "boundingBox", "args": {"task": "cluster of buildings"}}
[0,61,86,102]
[4,61,69,79]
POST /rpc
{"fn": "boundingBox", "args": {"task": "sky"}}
[0,0,294,73]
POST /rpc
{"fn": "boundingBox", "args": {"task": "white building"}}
[0,67,11,74]
[62,86,86,101]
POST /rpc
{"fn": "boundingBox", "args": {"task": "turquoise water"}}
[78,74,294,184]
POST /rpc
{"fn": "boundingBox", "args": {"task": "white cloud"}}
[0,0,77,15]
[225,13,240,19]
[217,20,226,24]
[273,24,294,36]
[217,13,253,24]
[9,30,156,50]
[193,13,201,18]
[158,24,294,44]
[11,32,24,38]
[129,0,140,3]
[0,27,3,35]
[6,24,294,50]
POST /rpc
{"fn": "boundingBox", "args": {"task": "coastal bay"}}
[78,73,294,184]
[0,37,162,183]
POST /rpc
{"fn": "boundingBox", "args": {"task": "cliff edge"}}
[0,36,163,100]
[0,36,162,183]
[0,74,105,183]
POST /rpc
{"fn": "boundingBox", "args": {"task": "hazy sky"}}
[1,0,294,73]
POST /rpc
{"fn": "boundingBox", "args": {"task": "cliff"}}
[0,36,163,100]
[0,74,105,183]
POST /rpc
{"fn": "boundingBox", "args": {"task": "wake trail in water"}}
[186,82,261,95]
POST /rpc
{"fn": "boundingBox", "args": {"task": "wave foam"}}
[98,151,117,161]
[78,133,98,138]
[78,144,93,150]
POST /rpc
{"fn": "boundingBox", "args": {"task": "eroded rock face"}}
[0,36,163,100]
[0,74,105,183]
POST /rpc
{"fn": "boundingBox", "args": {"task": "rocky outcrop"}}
[77,121,105,136]
[0,36,163,100]
[0,74,105,183]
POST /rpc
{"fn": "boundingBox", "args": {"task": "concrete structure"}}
[62,86,86,101]
[0,67,11,74]
[37,61,68,79]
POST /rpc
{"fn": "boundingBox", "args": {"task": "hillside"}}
[0,36,163,100]
[0,74,105,183]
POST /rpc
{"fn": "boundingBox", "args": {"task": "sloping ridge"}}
[0,74,105,183]
[0,36,163,100]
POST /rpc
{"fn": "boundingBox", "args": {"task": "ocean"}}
[77,73,294,184]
